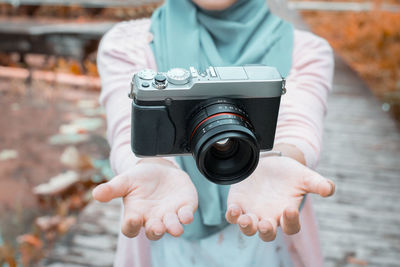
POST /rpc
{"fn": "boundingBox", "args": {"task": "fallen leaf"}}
[59,117,103,134]
[69,61,82,75]
[77,98,97,109]
[33,171,79,196]
[35,215,77,236]
[71,117,103,132]
[0,149,18,161]
[57,216,77,234]
[347,256,369,266]
[60,146,93,170]
[17,235,42,249]
[68,193,86,210]
[48,133,89,145]
[35,216,61,232]
[18,234,43,266]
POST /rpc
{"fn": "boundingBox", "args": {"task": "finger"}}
[121,212,143,238]
[280,206,300,235]
[92,174,133,202]
[302,171,335,197]
[225,204,242,224]
[237,213,258,236]
[177,205,195,225]
[258,219,277,242]
[163,212,184,237]
[145,217,166,241]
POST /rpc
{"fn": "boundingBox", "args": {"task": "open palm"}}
[92,159,198,240]
[226,156,335,241]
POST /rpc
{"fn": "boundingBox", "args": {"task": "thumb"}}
[302,170,335,197]
[92,173,132,202]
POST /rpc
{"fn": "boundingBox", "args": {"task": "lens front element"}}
[213,138,234,153]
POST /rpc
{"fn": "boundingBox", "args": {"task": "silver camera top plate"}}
[130,65,285,101]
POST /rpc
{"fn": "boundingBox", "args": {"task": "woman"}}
[93,0,335,266]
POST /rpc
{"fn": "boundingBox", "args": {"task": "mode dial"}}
[167,68,191,85]
[137,69,157,80]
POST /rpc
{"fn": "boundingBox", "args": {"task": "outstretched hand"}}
[92,159,198,240]
[226,156,335,241]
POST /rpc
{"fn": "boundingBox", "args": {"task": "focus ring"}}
[190,112,248,141]
[188,99,252,141]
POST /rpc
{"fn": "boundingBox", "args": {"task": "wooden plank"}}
[43,199,120,266]
[318,231,400,266]
[0,19,115,36]
[0,66,101,88]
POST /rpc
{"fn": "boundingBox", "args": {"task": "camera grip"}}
[131,103,175,156]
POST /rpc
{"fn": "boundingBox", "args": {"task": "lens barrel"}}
[189,99,259,185]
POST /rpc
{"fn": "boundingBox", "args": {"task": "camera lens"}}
[213,138,233,152]
[189,99,259,185]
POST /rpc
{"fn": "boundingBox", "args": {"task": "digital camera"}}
[129,65,286,185]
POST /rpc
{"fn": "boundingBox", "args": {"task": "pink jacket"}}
[98,18,334,267]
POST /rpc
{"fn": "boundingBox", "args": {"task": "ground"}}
[0,77,109,265]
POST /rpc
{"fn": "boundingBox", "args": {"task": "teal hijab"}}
[150,0,294,239]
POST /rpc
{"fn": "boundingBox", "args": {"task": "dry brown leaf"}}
[60,146,93,170]
[0,243,17,267]
[68,193,86,210]
[18,234,44,267]
[35,215,61,232]
[16,235,42,249]
[69,61,82,75]
[57,216,77,235]
[33,171,79,196]
[347,256,369,266]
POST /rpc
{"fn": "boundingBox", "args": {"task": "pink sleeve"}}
[274,30,334,168]
[97,19,177,175]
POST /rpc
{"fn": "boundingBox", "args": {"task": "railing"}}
[0,0,162,74]
[288,1,400,12]
[0,0,160,8]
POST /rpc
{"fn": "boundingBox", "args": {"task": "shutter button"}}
[153,74,168,89]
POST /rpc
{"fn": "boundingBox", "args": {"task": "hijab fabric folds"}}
[150,0,294,239]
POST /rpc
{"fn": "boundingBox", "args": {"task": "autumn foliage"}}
[301,6,400,119]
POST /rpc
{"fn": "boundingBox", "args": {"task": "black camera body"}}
[129,65,286,184]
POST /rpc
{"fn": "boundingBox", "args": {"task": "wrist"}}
[136,157,179,168]
[271,143,306,165]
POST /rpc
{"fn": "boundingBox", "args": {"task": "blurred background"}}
[0,0,399,266]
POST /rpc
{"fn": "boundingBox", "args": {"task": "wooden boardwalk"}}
[42,9,400,267]
[44,199,120,267]
[313,56,400,267]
